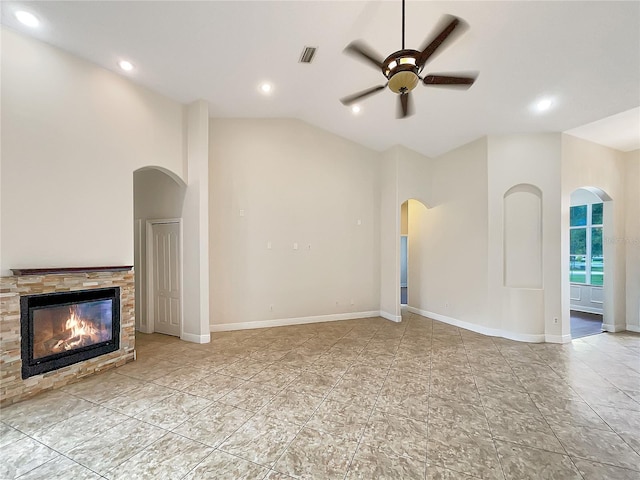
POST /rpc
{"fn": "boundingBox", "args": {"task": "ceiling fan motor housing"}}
[383,49,421,94]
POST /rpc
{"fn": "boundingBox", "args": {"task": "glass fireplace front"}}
[21,288,120,379]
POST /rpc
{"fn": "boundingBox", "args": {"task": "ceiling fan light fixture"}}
[388,70,419,94]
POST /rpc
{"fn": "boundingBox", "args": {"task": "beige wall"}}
[209,118,380,329]
[406,138,490,329]
[624,149,640,331]
[0,29,186,275]
[487,134,562,341]
[562,134,628,333]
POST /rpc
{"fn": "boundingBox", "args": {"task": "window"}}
[570,203,603,285]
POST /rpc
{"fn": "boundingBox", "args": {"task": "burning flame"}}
[65,309,100,348]
[52,306,103,351]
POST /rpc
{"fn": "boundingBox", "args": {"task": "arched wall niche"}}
[503,184,543,289]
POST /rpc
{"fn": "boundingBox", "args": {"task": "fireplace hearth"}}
[21,288,120,379]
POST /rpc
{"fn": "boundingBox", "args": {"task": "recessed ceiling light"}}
[534,97,554,113]
[351,105,361,114]
[260,83,273,94]
[118,60,134,72]
[15,10,39,28]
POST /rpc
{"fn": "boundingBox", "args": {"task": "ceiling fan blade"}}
[423,73,477,89]
[397,92,415,119]
[340,84,386,106]
[417,15,468,67]
[344,40,385,70]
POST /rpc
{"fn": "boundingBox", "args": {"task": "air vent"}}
[299,46,317,64]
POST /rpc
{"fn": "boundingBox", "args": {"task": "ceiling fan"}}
[340,0,478,118]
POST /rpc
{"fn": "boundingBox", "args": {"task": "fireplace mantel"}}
[11,266,133,276]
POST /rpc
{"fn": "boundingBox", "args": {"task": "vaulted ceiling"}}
[2,1,639,157]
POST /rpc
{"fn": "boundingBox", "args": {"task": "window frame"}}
[569,203,603,286]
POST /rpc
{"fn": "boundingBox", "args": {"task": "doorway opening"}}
[133,167,186,337]
[401,202,408,306]
[399,199,429,314]
[569,187,609,338]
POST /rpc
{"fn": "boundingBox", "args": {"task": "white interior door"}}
[150,221,181,337]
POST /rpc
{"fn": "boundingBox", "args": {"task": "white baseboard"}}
[181,332,211,343]
[210,310,380,332]
[545,334,572,344]
[626,324,640,333]
[602,323,626,333]
[408,306,550,343]
[380,311,402,323]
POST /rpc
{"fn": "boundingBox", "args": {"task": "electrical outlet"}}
[553,317,558,324]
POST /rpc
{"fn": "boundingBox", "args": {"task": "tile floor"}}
[2,313,640,479]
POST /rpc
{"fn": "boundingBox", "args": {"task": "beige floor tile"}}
[182,449,270,480]
[172,402,254,447]
[1,390,95,435]
[572,458,640,480]
[425,464,478,479]
[133,391,213,429]
[361,410,428,460]
[347,443,426,479]
[427,434,505,480]
[259,388,324,425]
[219,381,281,412]
[550,422,640,471]
[32,405,130,453]
[0,436,60,480]
[16,455,102,480]
[495,441,581,479]
[107,432,213,480]
[219,414,300,467]
[274,427,358,479]
[102,382,175,416]
[484,406,565,453]
[306,398,373,441]
[6,319,640,480]
[60,371,139,403]
[181,372,246,400]
[0,422,26,448]
[66,418,166,475]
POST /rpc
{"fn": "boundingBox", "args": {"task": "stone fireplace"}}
[0,267,135,407]
[21,287,121,379]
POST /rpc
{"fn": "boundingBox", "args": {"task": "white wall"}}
[379,147,400,321]
[624,149,640,332]
[209,118,380,329]
[182,101,211,343]
[407,138,490,328]
[133,168,186,331]
[488,134,562,341]
[561,134,627,333]
[0,28,186,275]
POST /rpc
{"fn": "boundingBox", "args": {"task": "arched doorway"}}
[399,199,429,315]
[133,167,186,335]
[568,187,611,338]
